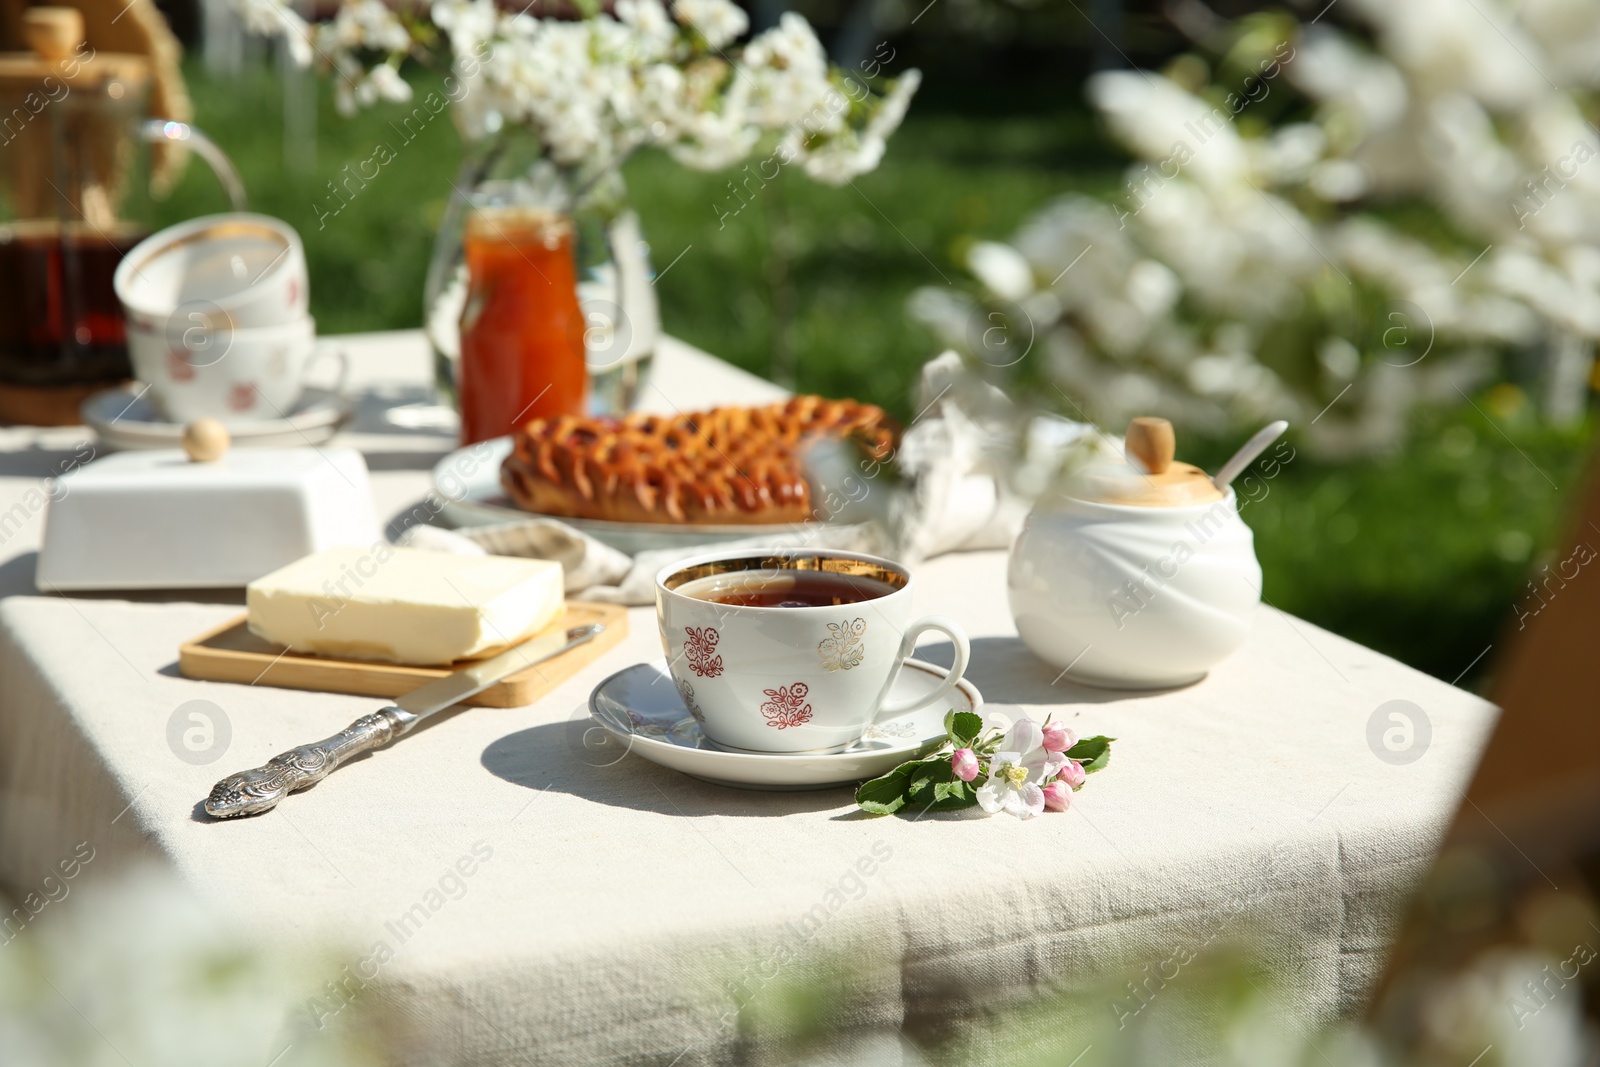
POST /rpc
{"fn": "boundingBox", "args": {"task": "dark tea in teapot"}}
[0,220,146,389]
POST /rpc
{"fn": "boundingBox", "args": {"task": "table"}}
[0,332,1498,1064]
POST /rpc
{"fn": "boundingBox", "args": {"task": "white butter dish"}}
[37,447,380,591]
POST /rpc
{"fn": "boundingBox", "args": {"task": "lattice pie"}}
[501,396,897,524]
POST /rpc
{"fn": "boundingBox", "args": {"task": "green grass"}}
[156,61,1596,691]
[623,109,1119,408]
[154,64,1115,413]
[153,66,465,336]
[1189,403,1594,687]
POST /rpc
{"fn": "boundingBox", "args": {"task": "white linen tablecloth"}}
[0,332,1497,1065]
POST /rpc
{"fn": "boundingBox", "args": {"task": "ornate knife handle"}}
[204,707,418,819]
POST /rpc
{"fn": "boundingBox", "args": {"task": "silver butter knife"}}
[203,623,605,819]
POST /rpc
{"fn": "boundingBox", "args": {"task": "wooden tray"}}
[178,601,628,707]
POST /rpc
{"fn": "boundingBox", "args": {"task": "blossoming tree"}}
[914,0,1600,455]
[235,0,920,187]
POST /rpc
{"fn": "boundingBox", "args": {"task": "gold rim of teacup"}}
[658,549,908,605]
[116,214,304,318]
[123,219,295,280]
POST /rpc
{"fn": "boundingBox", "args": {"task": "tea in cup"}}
[656,550,970,753]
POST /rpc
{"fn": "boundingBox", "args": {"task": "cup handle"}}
[875,615,970,717]
[306,347,351,398]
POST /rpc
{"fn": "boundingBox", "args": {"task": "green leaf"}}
[948,711,984,747]
[857,755,982,816]
[929,776,978,810]
[1065,735,1115,773]
[905,757,981,811]
[856,762,917,815]
[901,757,944,802]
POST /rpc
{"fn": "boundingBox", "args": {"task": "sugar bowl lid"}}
[1068,417,1224,507]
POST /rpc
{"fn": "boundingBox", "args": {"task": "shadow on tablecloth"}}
[0,550,244,606]
[477,638,1175,818]
[480,722,857,816]
[910,636,1188,708]
[0,552,36,599]
[0,441,95,480]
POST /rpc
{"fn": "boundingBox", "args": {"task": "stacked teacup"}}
[114,214,334,423]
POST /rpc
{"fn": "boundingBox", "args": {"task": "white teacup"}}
[656,550,971,754]
[115,213,309,331]
[126,314,342,424]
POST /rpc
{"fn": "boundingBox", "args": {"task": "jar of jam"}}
[423,127,659,441]
[456,202,588,445]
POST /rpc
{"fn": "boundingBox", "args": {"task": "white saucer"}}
[81,383,351,450]
[588,658,981,790]
[432,436,848,555]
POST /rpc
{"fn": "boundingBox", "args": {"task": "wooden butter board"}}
[178,601,628,708]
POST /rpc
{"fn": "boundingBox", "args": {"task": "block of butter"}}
[247,546,564,666]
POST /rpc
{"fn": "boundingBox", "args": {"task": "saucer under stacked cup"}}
[112,213,340,425]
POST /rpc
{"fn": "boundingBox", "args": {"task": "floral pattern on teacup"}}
[818,617,866,672]
[760,683,813,730]
[165,349,196,382]
[228,381,259,412]
[676,678,705,725]
[684,626,722,677]
[625,709,672,738]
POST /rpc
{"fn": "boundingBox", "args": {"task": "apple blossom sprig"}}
[234,0,920,183]
[855,709,1112,820]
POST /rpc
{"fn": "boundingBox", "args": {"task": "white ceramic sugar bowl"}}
[1007,418,1263,689]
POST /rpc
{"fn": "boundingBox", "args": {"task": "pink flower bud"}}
[1058,759,1087,789]
[951,748,980,782]
[1042,780,1072,812]
[1041,720,1075,753]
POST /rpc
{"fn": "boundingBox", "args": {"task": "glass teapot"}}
[0,6,244,425]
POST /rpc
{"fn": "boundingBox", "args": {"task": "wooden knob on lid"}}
[1124,417,1175,475]
[183,419,230,463]
[1072,415,1221,506]
[22,7,84,61]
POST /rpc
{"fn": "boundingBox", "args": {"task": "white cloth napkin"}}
[399,354,1092,605]
[399,519,890,604]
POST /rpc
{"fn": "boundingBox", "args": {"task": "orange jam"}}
[458,206,588,445]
